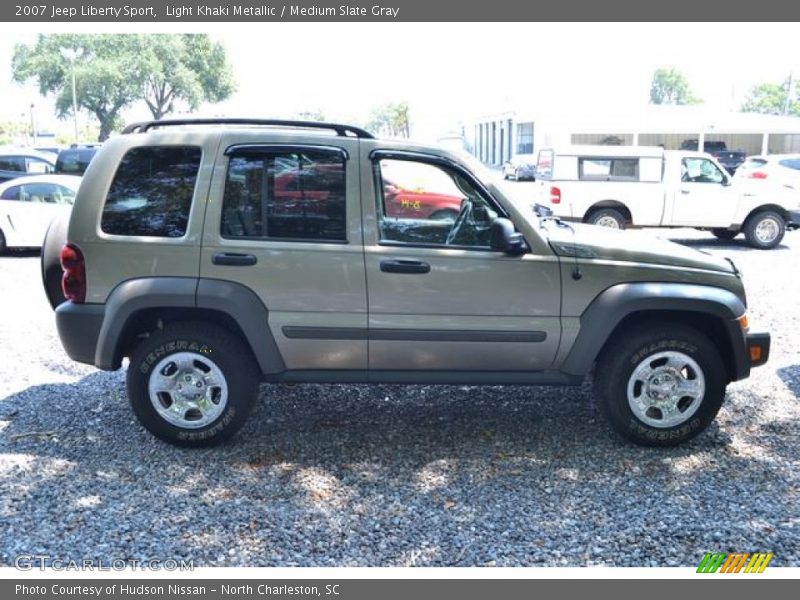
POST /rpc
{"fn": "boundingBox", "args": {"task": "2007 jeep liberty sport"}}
[41,119,771,448]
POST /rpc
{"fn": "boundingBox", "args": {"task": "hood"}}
[543,221,736,274]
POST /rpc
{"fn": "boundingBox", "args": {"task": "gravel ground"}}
[0,225,798,567]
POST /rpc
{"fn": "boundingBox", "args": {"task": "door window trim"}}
[370,149,510,252]
[220,144,350,245]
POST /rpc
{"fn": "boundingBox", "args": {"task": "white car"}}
[734,154,800,190]
[0,174,80,252]
[533,145,800,249]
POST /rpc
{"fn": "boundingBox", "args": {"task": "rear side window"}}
[579,158,639,181]
[101,146,201,238]
[221,148,346,242]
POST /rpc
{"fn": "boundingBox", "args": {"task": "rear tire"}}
[127,321,260,447]
[711,228,739,240]
[587,208,626,229]
[743,210,785,249]
[594,324,727,447]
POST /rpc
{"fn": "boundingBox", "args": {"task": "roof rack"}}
[121,118,374,139]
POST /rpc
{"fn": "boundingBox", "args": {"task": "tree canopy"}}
[741,79,799,117]
[12,34,235,141]
[367,102,411,137]
[649,67,700,105]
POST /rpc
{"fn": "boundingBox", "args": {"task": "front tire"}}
[594,324,727,447]
[127,321,260,447]
[743,210,785,249]
[587,208,626,229]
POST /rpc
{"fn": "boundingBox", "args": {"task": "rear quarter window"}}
[101,146,202,238]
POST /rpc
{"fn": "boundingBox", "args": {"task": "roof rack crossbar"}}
[121,118,374,139]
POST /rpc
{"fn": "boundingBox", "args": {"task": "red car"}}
[383,179,464,220]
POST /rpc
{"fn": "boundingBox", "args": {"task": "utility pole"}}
[783,73,794,116]
[59,47,84,143]
[29,104,36,146]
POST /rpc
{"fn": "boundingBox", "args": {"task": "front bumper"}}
[745,331,770,369]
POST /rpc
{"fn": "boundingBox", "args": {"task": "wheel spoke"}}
[676,378,703,398]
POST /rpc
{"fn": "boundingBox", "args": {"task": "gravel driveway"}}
[0,229,798,567]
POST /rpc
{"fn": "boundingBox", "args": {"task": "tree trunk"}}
[98,119,113,142]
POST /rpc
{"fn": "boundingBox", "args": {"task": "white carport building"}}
[469,105,800,166]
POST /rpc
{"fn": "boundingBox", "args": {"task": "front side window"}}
[681,158,725,184]
[579,158,639,181]
[221,149,346,242]
[101,146,201,237]
[375,158,499,248]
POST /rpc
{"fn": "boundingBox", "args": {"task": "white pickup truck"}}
[533,145,800,249]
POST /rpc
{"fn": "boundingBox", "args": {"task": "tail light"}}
[749,172,768,179]
[550,186,561,204]
[60,243,86,303]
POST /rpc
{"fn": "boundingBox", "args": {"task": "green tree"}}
[12,34,236,141]
[741,79,799,116]
[367,102,411,137]
[139,34,235,120]
[13,34,145,141]
[650,67,700,105]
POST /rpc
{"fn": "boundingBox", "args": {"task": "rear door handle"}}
[380,259,431,274]
[212,252,257,266]
[680,189,691,194]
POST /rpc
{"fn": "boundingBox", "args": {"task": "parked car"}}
[680,139,746,174]
[0,148,56,183]
[55,145,100,176]
[42,118,769,448]
[502,154,537,181]
[734,154,800,190]
[534,145,800,248]
[0,174,80,252]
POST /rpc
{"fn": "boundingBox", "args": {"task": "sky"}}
[1,23,799,142]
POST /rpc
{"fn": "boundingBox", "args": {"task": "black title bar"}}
[4,0,800,21]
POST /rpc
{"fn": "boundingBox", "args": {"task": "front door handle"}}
[212,252,258,266]
[680,189,691,195]
[380,259,431,274]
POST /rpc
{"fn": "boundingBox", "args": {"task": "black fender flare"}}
[95,277,285,375]
[561,282,749,379]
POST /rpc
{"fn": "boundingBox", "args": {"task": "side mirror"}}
[490,218,528,255]
[722,175,732,187]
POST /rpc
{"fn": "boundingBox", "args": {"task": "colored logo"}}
[697,552,773,573]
